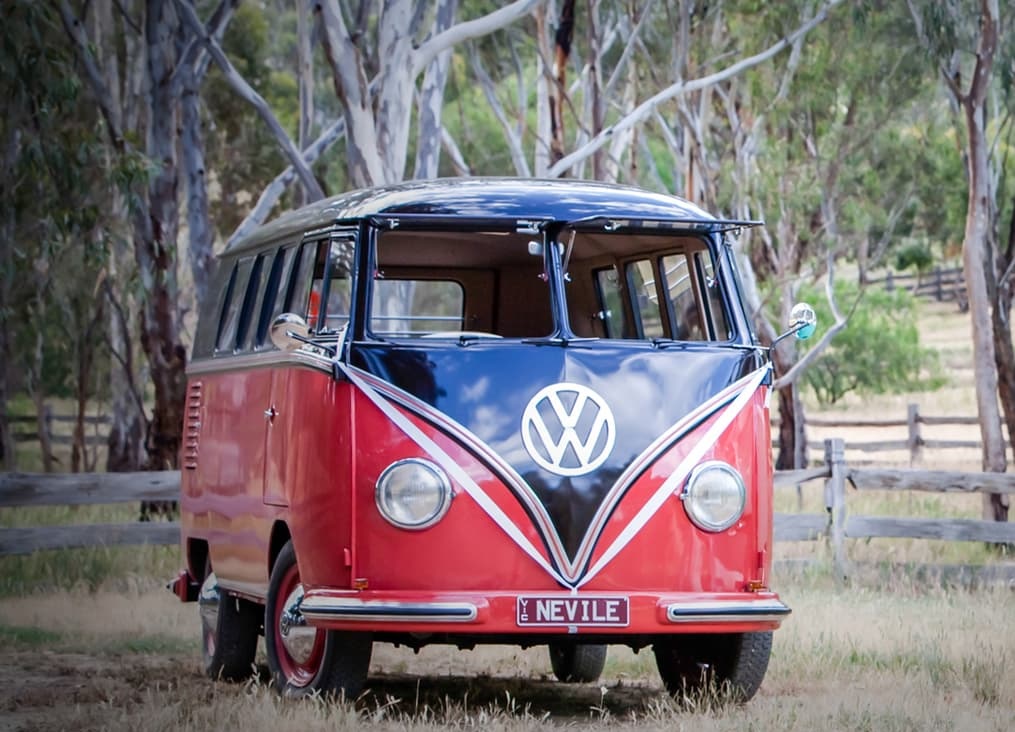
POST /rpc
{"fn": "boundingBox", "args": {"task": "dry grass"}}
[1,579,1013,731]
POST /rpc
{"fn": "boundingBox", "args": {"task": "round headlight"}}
[680,461,746,532]
[375,459,453,530]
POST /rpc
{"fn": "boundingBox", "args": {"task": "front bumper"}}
[299,590,790,635]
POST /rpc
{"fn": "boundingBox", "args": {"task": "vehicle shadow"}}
[358,672,666,720]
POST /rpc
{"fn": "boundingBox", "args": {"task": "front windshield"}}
[368,225,736,342]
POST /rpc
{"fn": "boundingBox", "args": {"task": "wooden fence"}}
[777,403,998,466]
[2,439,1014,585]
[0,470,178,555]
[10,409,110,447]
[867,265,967,308]
[775,439,1015,583]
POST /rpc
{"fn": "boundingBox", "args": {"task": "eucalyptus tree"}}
[1,2,114,471]
[716,2,935,467]
[59,0,242,471]
[907,0,1013,523]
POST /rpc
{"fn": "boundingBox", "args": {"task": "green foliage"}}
[800,283,944,406]
[1,1,112,406]
[203,4,293,233]
[893,241,935,273]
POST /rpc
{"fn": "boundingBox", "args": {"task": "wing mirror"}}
[772,302,817,347]
[270,313,312,351]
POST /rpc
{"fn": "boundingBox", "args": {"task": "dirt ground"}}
[0,647,664,731]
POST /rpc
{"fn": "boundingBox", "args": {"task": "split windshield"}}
[362,225,736,342]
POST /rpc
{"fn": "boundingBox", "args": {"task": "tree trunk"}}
[92,0,146,473]
[413,0,457,180]
[137,0,187,470]
[29,311,55,473]
[180,68,214,308]
[0,194,15,470]
[550,0,575,166]
[772,346,805,470]
[297,3,315,203]
[950,3,1006,517]
[989,198,1015,523]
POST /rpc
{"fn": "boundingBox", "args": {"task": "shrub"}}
[800,282,944,406]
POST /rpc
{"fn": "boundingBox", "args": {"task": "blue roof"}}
[226,178,758,255]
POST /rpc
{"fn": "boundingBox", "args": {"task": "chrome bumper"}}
[299,597,479,623]
[665,599,791,624]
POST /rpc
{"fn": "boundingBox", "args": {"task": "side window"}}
[625,259,664,338]
[287,240,317,324]
[308,238,355,332]
[236,253,269,350]
[216,259,253,352]
[213,263,238,352]
[593,267,623,338]
[696,252,733,340]
[660,254,703,341]
[256,245,297,348]
[370,279,464,334]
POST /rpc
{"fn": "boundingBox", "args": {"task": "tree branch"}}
[773,251,850,390]
[413,0,540,76]
[175,0,324,200]
[469,45,531,177]
[226,117,347,247]
[547,0,843,178]
[57,0,127,151]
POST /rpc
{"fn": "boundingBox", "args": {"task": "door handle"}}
[264,406,278,421]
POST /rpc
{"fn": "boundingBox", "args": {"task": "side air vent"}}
[182,381,203,470]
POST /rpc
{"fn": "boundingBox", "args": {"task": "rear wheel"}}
[199,567,260,681]
[265,541,372,698]
[548,643,608,683]
[653,632,772,702]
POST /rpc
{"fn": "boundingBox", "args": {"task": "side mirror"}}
[270,313,310,351]
[772,302,817,347]
[789,302,817,340]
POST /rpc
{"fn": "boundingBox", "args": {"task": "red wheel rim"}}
[273,563,325,688]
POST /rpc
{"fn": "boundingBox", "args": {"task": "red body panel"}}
[182,359,781,637]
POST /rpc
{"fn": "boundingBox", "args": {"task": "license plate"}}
[516,595,629,627]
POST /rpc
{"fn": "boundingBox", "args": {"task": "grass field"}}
[0,570,1012,731]
[2,297,1014,730]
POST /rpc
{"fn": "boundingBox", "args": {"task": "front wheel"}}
[548,643,608,682]
[653,632,772,703]
[265,541,372,698]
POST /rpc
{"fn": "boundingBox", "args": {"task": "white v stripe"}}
[336,362,571,588]
[575,364,770,588]
[341,360,769,589]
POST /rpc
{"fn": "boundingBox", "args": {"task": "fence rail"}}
[2,446,1015,586]
[10,410,110,446]
[0,470,178,555]
[775,403,1004,464]
[867,265,967,307]
[774,439,1015,582]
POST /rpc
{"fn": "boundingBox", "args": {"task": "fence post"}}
[934,266,943,301]
[907,403,922,465]
[885,270,894,292]
[823,438,848,585]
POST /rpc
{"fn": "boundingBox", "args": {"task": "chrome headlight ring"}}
[680,460,746,532]
[375,458,453,530]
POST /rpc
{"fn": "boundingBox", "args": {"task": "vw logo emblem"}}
[521,383,616,476]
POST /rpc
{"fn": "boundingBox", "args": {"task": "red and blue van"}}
[171,178,815,700]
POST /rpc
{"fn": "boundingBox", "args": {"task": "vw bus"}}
[172,178,815,701]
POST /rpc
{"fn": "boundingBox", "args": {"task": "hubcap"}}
[278,585,316,663]
[273,563,325,687]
